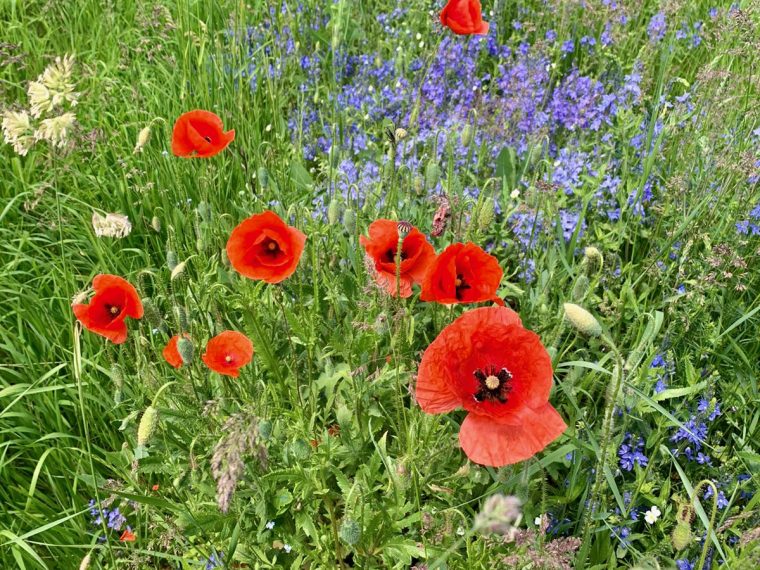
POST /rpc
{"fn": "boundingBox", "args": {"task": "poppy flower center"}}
[225,355,234,364]
[106,304,122,316]
[473,366,513,403]
[455,274,471,299]
[203,135,212,143]
[383,248,408,263]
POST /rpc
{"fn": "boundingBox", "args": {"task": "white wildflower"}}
[2,110,35,155]
[35,112,76,147]
[28,54,79,117]
[92,212,132,238]
[644,506,661,525]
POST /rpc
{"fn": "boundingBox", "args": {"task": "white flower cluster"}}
[2,54,79,155]
[92,212,132,239]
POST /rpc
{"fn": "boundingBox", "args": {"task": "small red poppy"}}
[440,0,490,36]
[359,220,436,298]
[162,334,190,368]
[421,242,504,305]
[202,331,254,378]
[226,211,307,284]
[415,306,566,467]
[72,274,143,344]
[171,110,235,158]
[152,484,160,491]
[119,529,136,542]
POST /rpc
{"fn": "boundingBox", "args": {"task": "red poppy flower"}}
[415,306,566,467]
[421,242,504,305]
[202,331,254,378]
[119,529,136,542]
[163,334,190,368]
[72,274,143,344]
[359,220,436,298]
[226,211,307,284]
[171,110,235,158]
[440,0,490,36]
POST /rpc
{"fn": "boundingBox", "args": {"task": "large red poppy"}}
[202,331,254,378]
[226,211,307,284]
[72,274,143,344]
[359,220,436,298]
[415,306,566,467]
[440,0,490,36]
[420,242,504,305]
[171,110,235,158]
[163,334,190,369]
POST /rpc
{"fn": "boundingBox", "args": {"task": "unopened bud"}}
[151,216,162,233]
[563,303,602,337]
[425,161,441,189]
[171,261,187,281]
[461,123,474,147]
[671,522,692,551]
[79,553,92,570]
[343,209,356,234]
[177,337,194,364]
[394,128,408,141]
[339,519,362,545]
[133,125,151,154]
[166,251,178,271]
[572,275,590,301]
[257,167,269,189]
[413,174,424,196]
[583,246,604,276]
[477,201,494,231]
[327,199,341,225]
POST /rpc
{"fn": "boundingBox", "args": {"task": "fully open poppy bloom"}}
[421,242,504,305]
[226,211,307,284]
[72,274,143,344]
[202,331,254,378]
[360,220,436,298]
[171,110,235,158]
[163,334,190,369]
[415,306,566,467]
[440,0,490,36]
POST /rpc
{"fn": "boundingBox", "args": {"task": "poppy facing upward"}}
[360,220,436,298]
[440,0,490,36]
[415,306,566,467]
[171,110,235,158]
[421,242,504,305]
[202,331,254,378]
[73,274,143,344]
[226,211,307,284]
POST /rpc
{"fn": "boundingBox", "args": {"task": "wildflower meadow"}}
[2,1,760,568]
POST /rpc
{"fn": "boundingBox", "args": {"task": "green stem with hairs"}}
[693,479,720,570]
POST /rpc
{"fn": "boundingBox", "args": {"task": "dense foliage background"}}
[1,1,758,568]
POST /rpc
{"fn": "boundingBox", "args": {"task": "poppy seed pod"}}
[137,406,159,447]
[563,303,602,337]
[425,161,441,190]
[339,519,362,545]
[343,209,356,234]
[177,336,194,364]
[327,199,341,225]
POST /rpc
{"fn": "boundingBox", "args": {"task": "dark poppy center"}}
[105,304,122,317]
[383,248,408,263]
[203,135,212,143]
[473,366,512,403]
[455,274,471,299]
[262,239,281,256]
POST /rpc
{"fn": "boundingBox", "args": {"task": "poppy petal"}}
[459,404,566,466]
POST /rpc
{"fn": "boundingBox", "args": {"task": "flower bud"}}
[425,161,441,190]
[137,406,159,447]
[572,275,590,301]
[133,125,151,154]
[79,553,92,570]
[170,261,187,281]
[166,250,178,271]
[477,201,494,231]
[461,123,474,147]
[177,337,194,364]
[327,198,341,225]
[563,303,602,337]
[196,201,212,223]
[413,174,424,196]
[257,167,269,189]
[583,246,604,276]
[176,305,189,332]
[142,298,163,329]
[671,522,692,551]
[394,128,408,141]
[151,216,162,233]
[343,209,356,234]
[339,519,362,545]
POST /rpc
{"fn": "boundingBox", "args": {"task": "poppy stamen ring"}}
[473,366,513,404]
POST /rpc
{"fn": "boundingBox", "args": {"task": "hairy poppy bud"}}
[413,174,424,196]
[327,199,341,225]
[425,161,441,190]
[177,336,194,364]
[170,261,187,281]
[461,123,474,147]
[339,519,362,545]
[343,209,356,234]
[257,167,269,189]
[572,275,590,301]
[583,246,604,276]
[197,201,212,223]
[137,406,159,447]
[563,303,602,337]
[134,125,151,154]
[151,216,162,233]
[111,364,124,404]
[166,251,178,271]
[394,128,408,141]
[671,522,692,551]
[477,201,494,231]
[142,298,163,329]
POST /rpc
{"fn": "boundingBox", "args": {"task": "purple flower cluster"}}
[650,353,673,393]
[88,499,127,531]
[618,433,648,472]
[735,202,760,236]
[671,397,721,464]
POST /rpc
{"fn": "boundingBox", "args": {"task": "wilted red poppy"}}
[171,110,235,158]
[359,220,436,298]
[415,306,566,467]
[119,529,136,542]
[72,274,143,344]
[162,334,190,369]
[202,331,254,378]
[440,0,489,36]
[421,242,504,305]
[226,211,307,284]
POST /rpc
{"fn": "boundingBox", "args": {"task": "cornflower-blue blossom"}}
[618,433,648,472]
[647,13,667,43]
